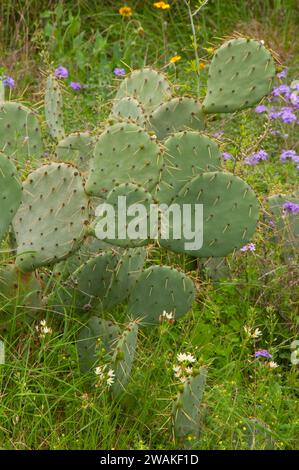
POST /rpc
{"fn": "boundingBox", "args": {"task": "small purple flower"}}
[291,81,299,91]
[272,84,290,97]
[54,66,69,79]
[255,349,273,358]
[290,92,299,107]
[70,81,82,91]
[213,130,224,138]
[244,150,268,165]
[222,152,233,161]
[283,201,299,215]
[255,104,268,113]
[280,108,296,123]
[240,243,256,252]
[280,149,299,162]
[277,69,287,79]
[114,67,126,77]
[2,76,15,88]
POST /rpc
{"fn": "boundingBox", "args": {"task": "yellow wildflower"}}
[153,2,171,10]
[119,6,133,17]
[199,62,206,69]
[170,55,181,63]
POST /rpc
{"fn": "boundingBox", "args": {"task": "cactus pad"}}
[77,316,120,373]
[0,102,43,162]
[13,163,89,272]
[111,322,138,398]
[203,38,275,113]
[110,97,146,127]
[156,132,221,204]
[45,75,65,140]
[85,122,162,197]
[56,132,94,173]
[115,68,172,113]
[0,155,22,243]
[160,171,259,257]
[149,98,205,140]
[173,368,207,440]
[128,265,196,325]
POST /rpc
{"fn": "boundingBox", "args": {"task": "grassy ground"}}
[0,0,298,450]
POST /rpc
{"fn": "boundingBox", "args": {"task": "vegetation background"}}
[0,0,298,450]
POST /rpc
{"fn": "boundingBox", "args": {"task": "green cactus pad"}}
[160,171,259,257]
[13,163,89,272]
[156,132,221,204]
[75,251,119,308]
[149,98,205,140]
[0,263,42,315]
[45,75,65,141]
[203,38,275,113]
[173,368,207,440]
[0,102,43,162]
[77,316,120,373]
[115,68,172,113]
[94,183,154,248]
[105,247,146,309]
[85,122,162,197]
[110,97,146,127]
[56,132,94,173]
[202,257,230,280]
[111,322,138,398]
[0,155,22,243]
[128,265,196,325]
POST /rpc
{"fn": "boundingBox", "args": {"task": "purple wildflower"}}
[54,66,69,79]
[283,201,299,215]
[240,243,256,252]
[280,107,296,123]
[269,107,282,120]
[277,69,287,79]
[70,82,82,91]
[222,152,233,161]
[2,76,15,88]
[114,67,126,76]
[290,92,299,107]
[213,131,224,138]
[291,81,299,91]
[244,150,268,165]
[255,349,273,358]
[255,104,268,113]
[280,149,299,162]
[272,84,290,97]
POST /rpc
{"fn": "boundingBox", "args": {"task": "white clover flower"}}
[269,361,279,368]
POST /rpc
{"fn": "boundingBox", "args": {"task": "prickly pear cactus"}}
[110,97,146,127]
[45,75,65,141]
[203,38,275,113]
[172,368,207,440]
[85,122,162,197]
[56,132,94,173]
[149,98,205,140]
[115,68,172,113]
[77,316,120,373]
[111,321,138,398]
[128,265,196,325]
[0,102,44,162]
[156,131,222,204]
[161,172,260,257]
[95,183,154,247]
[13,163,89,272]
[0,155,22,243]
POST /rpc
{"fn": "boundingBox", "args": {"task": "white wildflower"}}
[268,361,279,368]
[244,325,262,339]
[177,352,196,364]
[159,310,175,323]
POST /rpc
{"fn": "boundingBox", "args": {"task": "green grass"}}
[0,0,299,451]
